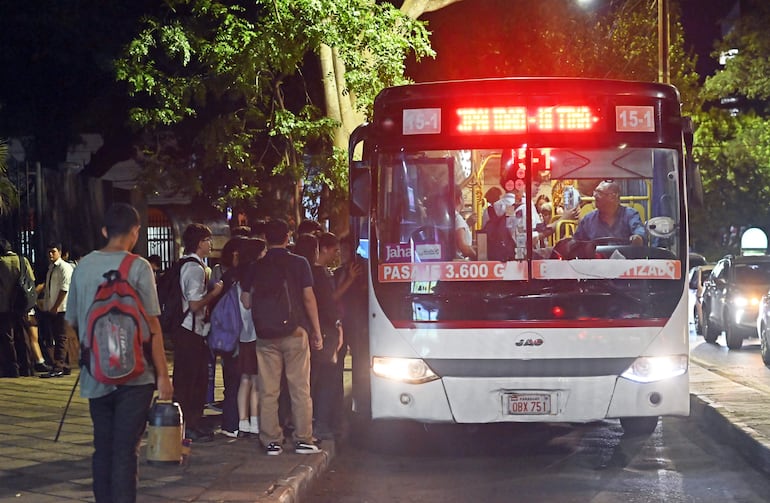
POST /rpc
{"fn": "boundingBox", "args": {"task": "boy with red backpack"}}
[65,203,172,503]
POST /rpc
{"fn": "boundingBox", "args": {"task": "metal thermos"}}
[146,400,184,465]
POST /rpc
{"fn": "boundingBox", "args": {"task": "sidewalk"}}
[1,358,769,502]
[0,368,334,503]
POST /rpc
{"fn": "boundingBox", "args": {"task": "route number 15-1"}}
[616,105,655,133]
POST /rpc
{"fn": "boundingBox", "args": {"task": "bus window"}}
[377,154,455,263]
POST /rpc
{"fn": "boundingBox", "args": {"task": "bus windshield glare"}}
[373,146,683,323]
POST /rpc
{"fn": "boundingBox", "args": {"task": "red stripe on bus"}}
[390,319,668,330]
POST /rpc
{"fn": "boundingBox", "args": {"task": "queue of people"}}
[163,216,362,459]
[0,205,367,503]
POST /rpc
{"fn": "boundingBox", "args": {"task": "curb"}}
[690,393,770,477]
[259,442,334,502]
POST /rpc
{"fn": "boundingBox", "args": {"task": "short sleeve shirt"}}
[65,251,160,399]
[573,206,645,242]
[43,258,73,312]
[242,247,314,333]
[311,264,340,332]
[180,254,208,336]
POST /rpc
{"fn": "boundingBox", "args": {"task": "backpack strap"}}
[118,253,139,281]
[179,255,205,329]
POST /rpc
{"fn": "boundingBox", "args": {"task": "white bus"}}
[348,78,694,435]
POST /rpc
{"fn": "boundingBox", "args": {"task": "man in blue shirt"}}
[572,181,645,245]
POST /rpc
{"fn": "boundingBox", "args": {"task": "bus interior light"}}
[372,356,440,384]
[620,355,688,383]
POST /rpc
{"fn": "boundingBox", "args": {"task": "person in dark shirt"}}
[294,232,345,440]
[240,219,323,456]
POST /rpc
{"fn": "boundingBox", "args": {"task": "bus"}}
[347,78,694,435]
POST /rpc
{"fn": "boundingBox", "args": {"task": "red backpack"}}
[82,253,152,384]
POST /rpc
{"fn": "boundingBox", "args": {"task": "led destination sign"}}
[457,106,598,133]
[400,105,657,135]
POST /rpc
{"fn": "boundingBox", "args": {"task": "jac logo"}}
[515,333,544,347]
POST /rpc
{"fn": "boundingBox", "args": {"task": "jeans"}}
[89,383,155,503]
[219,350,241,432]
[38,311,69,372]
[257,327,313,445]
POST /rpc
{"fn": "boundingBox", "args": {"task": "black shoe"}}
[186,428,214,443]
[61,368,72,375]
[34,362,51,373]
[39,370,64,378]
[206,400,223,413]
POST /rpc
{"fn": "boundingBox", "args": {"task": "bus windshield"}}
[373,146,684,323]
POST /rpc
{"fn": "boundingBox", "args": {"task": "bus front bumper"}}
[369,372,690,423]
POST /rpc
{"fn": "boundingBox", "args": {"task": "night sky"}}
[679,0,736,78]
[408,0,738,82]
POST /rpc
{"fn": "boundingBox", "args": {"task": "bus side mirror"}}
[350,163,370,217]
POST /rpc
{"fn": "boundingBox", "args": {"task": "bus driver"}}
[572,180,645,245]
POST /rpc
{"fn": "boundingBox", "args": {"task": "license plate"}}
[506,393,552,415]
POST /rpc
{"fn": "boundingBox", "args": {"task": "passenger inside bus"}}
[454,189,477,260]
[480,155,581,257]
[571,180,645,245]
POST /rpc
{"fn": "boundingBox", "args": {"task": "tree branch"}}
[400,0,465,20]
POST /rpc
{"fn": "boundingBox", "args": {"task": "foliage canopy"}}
[115,0,434,222]
[693,0,770,257]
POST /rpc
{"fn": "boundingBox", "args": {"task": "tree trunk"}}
[319,0,466,234]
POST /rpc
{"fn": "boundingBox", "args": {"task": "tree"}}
[410,0,700,113]
[319,0,463,153]
[0,139,19,216]
[116,0,434,227]
[695,0,770,257]
[117,0,704,231]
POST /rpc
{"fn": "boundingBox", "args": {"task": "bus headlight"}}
[620,355,688,383]
[372,357,439,384]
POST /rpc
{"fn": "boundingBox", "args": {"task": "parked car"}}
[702,255,770,349]
[688,263,714,335]
[689,252,707,268]
[757,291,770,366]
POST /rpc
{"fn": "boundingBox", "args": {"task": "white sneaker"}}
[294,441,322,454]
[250,418,259,434]
[239,419,252,434]
[220,428,239,438]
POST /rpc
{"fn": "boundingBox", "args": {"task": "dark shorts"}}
[238,340,258,375]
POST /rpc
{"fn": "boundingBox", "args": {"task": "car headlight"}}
[732,296,760,308]
[620,355,688,383]
[372,357,439,384]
